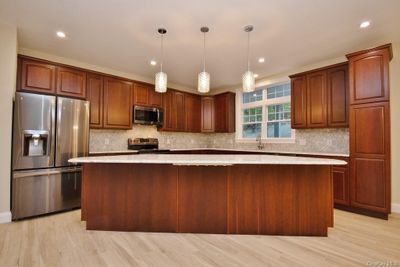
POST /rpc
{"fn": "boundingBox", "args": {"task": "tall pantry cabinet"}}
[346,44,392,219]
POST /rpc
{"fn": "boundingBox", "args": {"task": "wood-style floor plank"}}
[0,209,399,267]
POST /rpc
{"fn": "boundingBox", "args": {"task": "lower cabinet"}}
[332,166,349,205]
[350,157,389,213]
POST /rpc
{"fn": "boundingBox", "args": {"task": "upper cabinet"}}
[347,44,391,105]
[306,70,327,128]
[290,62,349,129]
[162,90,185,131]
[19,56,86,99]
[327,65,349,127]
[56,67,86,99]
[87,74,104,128]
[214,92,235,133]
[103,77,133,129]
[201,97,215,133]
[19,58,56,94]
[133,82,163,108]
[290,76,307,128]
[184,93,201,132]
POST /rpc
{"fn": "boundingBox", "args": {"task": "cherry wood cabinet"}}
[56,67,86,99]
[19,58,56,94]
[133,82,149,106]
[327,65,349,127]
[306,70,327,127]
[214,92,235,133]
[162,90,185,131]
[184,93,201,132]
[332,166,349,206]
[347,44,391,105]
[132,82,163,108]
[103,77,133,129]
[291,76,307,128]
[290,63,348,129]
[87,74,104,128]
[201,97,215,133]
[346,44,392,219]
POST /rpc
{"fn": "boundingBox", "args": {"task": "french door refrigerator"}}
[12,92,89,220]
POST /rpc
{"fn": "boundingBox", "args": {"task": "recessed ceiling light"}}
[258,58,265,63]
[56,31,66,38]
[360,21,370,28]
[150,60,157,66]
[253,74,259,78]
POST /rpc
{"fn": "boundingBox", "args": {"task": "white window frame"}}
[236,81,296,143]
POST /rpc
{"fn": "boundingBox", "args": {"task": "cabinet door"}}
[19,58,56,94]
[290,76,307,128]
[56,67,86,99]
[87,74,103,128]
[184,94,201,132]
[214,93,235,133]
[306,71,327,127]
[133,83,149,106]
[327,65,348,127]
[350,102,389,157]
[162,90,185,131]
[149,87,163,107]
[348,47,390,105]
[333,166,349,205]
[174,91,186,131]
[350,157,390,213]
[201,97,215,132]
[103,78,132,129]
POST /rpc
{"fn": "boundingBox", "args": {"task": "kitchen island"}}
[70,154,346,236]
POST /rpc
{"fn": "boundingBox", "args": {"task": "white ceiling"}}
[1,0,399,91]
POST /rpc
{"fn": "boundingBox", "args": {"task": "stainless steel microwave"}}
[133,106,164,126]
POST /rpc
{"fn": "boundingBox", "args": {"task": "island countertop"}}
[69,153,346,166]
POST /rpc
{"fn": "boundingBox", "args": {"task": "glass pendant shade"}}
[198,71,210,93]
[155,71,167,93]
[242,70,255,92]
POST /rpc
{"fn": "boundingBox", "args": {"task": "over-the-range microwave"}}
[133,105,164,126]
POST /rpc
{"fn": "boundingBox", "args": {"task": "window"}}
[236,81,295,142]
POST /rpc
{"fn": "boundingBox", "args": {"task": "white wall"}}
[0,23,17,223]
[390,43,400,211]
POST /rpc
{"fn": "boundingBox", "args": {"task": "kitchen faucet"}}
[256,134,264,150]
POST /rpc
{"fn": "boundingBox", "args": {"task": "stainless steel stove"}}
[127,138,170,154]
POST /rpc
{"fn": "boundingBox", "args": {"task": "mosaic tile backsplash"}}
[90,125,349,155]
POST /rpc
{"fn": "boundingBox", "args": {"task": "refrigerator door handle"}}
[13,167,82,179]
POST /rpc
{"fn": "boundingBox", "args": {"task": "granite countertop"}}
[168,148,349,157]
[88,148,349,157]
[69,154,347,166]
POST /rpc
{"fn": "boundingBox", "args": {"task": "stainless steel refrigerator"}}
[11,92,89,220]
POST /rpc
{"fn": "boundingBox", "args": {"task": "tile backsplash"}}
[90,125,349,155]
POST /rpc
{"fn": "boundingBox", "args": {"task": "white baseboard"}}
[0,211,11,223]
[392,203,400,214]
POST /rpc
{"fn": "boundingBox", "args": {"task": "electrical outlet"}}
[105,138,110,145]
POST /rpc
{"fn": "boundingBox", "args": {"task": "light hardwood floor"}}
[0,209,399,267]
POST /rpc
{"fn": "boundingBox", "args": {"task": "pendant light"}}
[155,28,167,93]
[242,25,255,92]
[198,26,210,93]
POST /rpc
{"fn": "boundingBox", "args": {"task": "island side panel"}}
[178,166,228,233]
[228,165,332,236]
[83,163,178,232]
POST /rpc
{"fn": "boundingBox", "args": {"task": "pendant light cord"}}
[203,31,206,72]
[247,31,250,71]
[160,34,164,72]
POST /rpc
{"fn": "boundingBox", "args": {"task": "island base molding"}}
[81,163,333,236]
